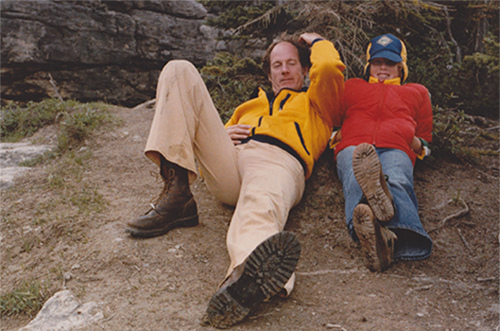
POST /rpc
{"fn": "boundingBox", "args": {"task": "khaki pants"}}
[145,60,305,294]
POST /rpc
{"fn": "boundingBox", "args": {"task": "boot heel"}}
[179,214,199,228]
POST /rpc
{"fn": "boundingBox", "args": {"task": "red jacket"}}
[334,78,432,165]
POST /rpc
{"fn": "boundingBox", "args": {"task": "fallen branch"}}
[48,73,63,102]
[132,98,156,110]
[457,228,473,255]
[405,284,433,295]
[429,197,469,233]
[471,165,498,180]
[326,324,349,331]
[486,125,499,131]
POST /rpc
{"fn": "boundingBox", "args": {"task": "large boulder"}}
[1,0,222,107]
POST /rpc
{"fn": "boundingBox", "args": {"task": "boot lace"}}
[148,168,175,212]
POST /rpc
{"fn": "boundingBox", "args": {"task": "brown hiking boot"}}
[352,143,394,222]
[353,203,397,272]
[201,231,300,329]
[126,158,198,238]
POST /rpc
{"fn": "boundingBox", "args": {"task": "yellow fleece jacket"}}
[225,40,345,179]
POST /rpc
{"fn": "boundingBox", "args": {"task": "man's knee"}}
[162,59,197,76]
[158,59,201,88]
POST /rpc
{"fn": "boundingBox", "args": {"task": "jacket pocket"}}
[294,122,310,156]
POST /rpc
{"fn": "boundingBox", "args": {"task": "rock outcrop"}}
[1,0,222,107]
[18,290,103,331]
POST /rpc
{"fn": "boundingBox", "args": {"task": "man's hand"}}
[226,124,251,145]
[299,32,324,46]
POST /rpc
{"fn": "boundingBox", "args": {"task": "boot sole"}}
[352,143,394,222]
[125,214,199,238]
[353,204,392,272]
[203,231,300,329]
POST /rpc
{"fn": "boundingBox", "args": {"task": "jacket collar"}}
[368,76,401,85]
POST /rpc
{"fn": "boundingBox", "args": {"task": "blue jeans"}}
[336,146,432,261]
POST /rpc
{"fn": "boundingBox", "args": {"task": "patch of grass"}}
[49,266,65,283]
[56,103,113,154]
[1,99,69,142]
[21,234,41,254]
[47,173,66,189]
[69,187,106,215]
[0,279,48,317]
[1,98,113,156]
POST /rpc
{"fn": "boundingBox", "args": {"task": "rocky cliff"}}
[1,0,224,107]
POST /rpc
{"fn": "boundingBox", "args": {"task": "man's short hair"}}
[262,33,311,76]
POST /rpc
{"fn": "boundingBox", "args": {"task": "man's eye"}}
[272,63,282,68]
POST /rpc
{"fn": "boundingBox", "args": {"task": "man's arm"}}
[306,36,346,129]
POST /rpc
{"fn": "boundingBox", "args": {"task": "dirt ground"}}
[1,103,499,331]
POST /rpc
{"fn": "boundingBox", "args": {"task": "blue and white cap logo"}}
[376,35,393,47]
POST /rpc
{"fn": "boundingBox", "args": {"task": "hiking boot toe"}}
[203,231,300,329]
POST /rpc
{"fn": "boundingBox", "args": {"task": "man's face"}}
[369,58,400,82]
[268,42,308,95]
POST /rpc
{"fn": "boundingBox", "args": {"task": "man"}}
[331,33,433,272]
[126,32,345,328]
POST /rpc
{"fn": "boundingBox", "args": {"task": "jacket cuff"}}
[311,38,325,46]
[418,138,430,148]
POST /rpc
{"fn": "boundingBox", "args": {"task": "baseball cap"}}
[367,34,404,63]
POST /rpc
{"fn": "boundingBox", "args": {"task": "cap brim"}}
[370,50,402,63]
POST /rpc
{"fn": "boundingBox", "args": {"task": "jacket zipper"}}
[373,84,387,145]
[267,92,274,115]
[279,94,291,111]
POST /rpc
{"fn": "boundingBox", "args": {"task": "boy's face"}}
[370,58,400,82]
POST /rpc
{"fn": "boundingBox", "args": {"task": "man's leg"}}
[227,141,305,275]
[126,60,241,237]
[203,141,305,328]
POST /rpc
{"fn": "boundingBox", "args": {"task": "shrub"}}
[201,52,269,122]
